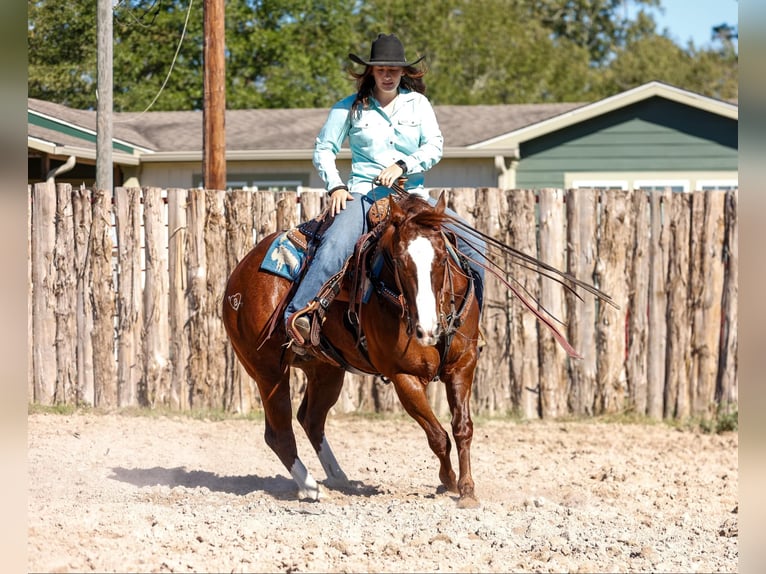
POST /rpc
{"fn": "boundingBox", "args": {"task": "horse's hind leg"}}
[296,363,350,488]
[391,374,458,494]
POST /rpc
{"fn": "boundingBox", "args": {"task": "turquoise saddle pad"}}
[260,232,306,281]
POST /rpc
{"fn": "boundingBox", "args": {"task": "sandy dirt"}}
[27,411,737,573]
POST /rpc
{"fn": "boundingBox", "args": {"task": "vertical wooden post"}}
[203,0,226,190]
[538,188,567,418]
[168,188,189,410]
[665,192,692,419]
[566,188,598,415]
[54,184,77,404]
[114,187,143,407]
[507,189,540,419]
[224,189,256,413]
[90,187,116,407]
[689,191,726,418]
[186,189,208,407]
[646,189,671,419]
[595,189,632,414]
[143,187,171,406]
[473,187,511,415]
[31,182,57,404]
[204,189,228,409]
[627,190,650,414]
[717,189,738,412]
[73,187,94,405]
[96,0,113,192]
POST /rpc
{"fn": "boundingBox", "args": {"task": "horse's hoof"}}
[297,485,322,501]
[457,495,480,509]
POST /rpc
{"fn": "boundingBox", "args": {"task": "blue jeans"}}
[284,188,486,322]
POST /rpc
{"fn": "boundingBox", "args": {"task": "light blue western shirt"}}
[313,89,444,198]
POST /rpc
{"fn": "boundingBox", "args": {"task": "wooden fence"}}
[28,184,738,420]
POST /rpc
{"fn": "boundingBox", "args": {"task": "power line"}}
[114,0,195,122]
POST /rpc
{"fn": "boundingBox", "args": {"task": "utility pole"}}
[96,0,113,192]
[203,0,226,190]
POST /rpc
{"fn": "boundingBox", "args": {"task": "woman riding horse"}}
[284,33,485,352]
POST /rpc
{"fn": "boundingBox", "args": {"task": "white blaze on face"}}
[407,236,439,339]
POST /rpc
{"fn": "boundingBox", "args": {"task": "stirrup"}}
[286,307,314,350]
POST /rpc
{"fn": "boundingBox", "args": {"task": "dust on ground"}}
[28,411,738,573]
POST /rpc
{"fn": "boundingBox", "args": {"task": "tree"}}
[28,0,737,110]
[528,0,661,65]
[28,1,98,109]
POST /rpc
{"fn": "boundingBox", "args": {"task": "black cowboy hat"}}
[349,33,425,67]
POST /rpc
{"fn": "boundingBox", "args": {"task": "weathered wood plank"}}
[627,190,650,414]
[595,189,632,414]
[114,187,143,407]
[566,188,598,415]
[665,192,692,419]
[143,187,171,407]
[507,189,540,419]
[646,189,671,419]
[90,187,116,407]
[31,182,57,404]
[168,188,189,411]
[54,184,77,404]
[72,187,94,405]
[538,188,568,418]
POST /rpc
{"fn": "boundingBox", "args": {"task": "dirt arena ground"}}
[27,411,737,573]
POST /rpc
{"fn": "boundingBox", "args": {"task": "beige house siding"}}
[132,156,501,191]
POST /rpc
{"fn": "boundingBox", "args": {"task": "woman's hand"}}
[329,187,354,216]
[377,162,406,187]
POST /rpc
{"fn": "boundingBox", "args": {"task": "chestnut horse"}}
[223,193,482,507]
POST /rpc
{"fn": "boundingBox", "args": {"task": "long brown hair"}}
[349,65,427,118]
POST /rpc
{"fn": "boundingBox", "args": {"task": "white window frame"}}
[634,179,690,193]
[570,179,629,190]
[697,179,738,191]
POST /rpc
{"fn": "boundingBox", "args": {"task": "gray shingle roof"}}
[29,97,583,153]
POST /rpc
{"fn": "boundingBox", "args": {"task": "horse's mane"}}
[394,194,449,230]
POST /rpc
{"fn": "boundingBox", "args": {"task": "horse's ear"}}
[389,197,406,226]
[434,191,447,213]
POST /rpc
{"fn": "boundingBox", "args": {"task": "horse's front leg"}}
[391,373,458,494]
[442,356,480,508]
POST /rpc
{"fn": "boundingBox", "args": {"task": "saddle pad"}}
[260,232,306,280]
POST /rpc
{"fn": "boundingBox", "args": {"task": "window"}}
[570,179,628,191]
[697,179,738,191]
[634,179,689,193]
[192,173,309,191]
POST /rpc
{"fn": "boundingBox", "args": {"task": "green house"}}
[28,81,737,192]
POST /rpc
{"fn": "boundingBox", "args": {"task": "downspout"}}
[46,155,77,185]
[494,149,520,190]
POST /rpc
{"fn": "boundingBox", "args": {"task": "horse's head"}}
[385,193,450,346]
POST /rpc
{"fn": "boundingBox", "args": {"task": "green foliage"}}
[27,0,738,110]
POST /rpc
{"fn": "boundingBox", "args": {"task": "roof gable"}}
[471,81,738,150]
